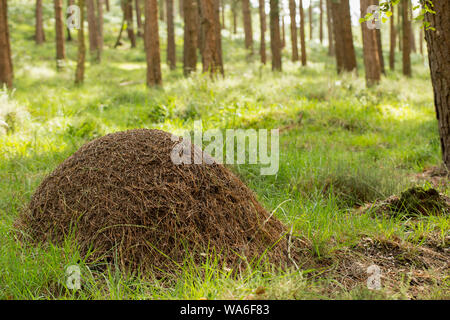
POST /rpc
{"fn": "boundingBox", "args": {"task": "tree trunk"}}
[389,3,396,70]
[372,0,384,75]
[308,2,312,40]
[136,0,143,36]
[319,0,323,43]
[125,0,136,47]
[179,0,184,18]
[87,0,101,61]
[0,0,12,88]
[401,0,411,76]
[35,0,46,44]
[397,3,402,51]
[269,0,281,71]
[54,0,66,69]
[67,0,74,41]
[331,0,356,73]
[258,0,266,64]
[75,0,86,84]
[242,0,253,53]
[144,0,162,86]
[281,13,285,48]
[183,0,198,75]
[167,0,176,69]
[424,0,450,169]
[288,0,298,61]
[326,0,333,56]
[221,0,225,29]
[159,0,165,21]
[105,0,109,11]
[299,0,306,66]
[419,27,423,56]
[97,0,104,51]
[360,0,380,87]
[198,0,223,76]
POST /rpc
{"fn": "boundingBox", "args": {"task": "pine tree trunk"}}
[326,0,333,56]
[424,0,450,169]
[401,0,411,76]
[125,0,136,47]
[319,0,323,43]
[221,0,225,29]
[289,0,298,61]
[373,0,384,74]
[54,0,66,69]
[75,0,86,84]
[144,0,162,86]
[179,0,183,18]
[183,0,198,75]
[198,0,222,76]
[242,0,253,53]
[389,3,396,70]
[258,0,266,64]
[0,0,12,88]
[308,3,312,40]
[231,0,237,34]
[269,0,281,71]
[299,0,306,66]
[105,0,109,11]
[87,0,101,61]
[159,0,165,21]
[136,0,143,36]
[360,0,380,87]
[419,27,423,56]
[331,0,356,73]
[281,13,285,48]
[35,0,46,44]
[167,0,176,69]
[97,0,104,51]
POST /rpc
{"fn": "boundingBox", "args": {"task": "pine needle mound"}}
[19,129,292,274]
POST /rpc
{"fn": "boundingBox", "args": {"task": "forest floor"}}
[0,2,448,299]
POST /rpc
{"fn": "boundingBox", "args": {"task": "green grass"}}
[0,1,448,300]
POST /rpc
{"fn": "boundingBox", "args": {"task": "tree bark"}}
[299,0,306,66]
[75,0,86,84]
[326,0,333,56]
[183,0,198,75]
[0,0,12,88]
[401,0,411,76]
[35,0,46,44]
[360,0,381,87]
[87,0,101,61]
[242,0,253,53]
[167,0,176,69]
[231,0,237,34]
[258,0,266,64]
[424,0,450,169]
[136,0,143,36]
[308,2,312,40]
[144,0,162,86]
[159,0,165,21]
[54,0,66,69]
[389,3,396,70]
[281,12,285,48]
[331,0,356,73]
[97,0,104,51]
[269,0,282,71]
[288,0,298,61]
[125,0,136,47]
[373,0,384,75]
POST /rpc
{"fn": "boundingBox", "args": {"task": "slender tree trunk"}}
[326,0,333,56]
[75,0,86,84]
[87,0,101,61]
[221,0,225,29]
[373,0,384,74]
[360,0,380,87]
[97,0,104,51]
[0,0,12,88]
[299,0,306,65]
[424,0,450,169]
[105,0,109,11]
[331,0,356,73]
[144,0,162,86]
[242,0,253,53]
[54,0,66,69]
[409,4,416,53]
[167,0,176,69]
[401,0,411,76]
[159,0,165,21]
[389,3,396,70]
[281,13,285,48]
[35,0,46,44]
[419,27,423,56]
[231,0,237,34]
[289,0,298,61]
[258,0,266,64]
[319,0,323,43]
[308,2,312,40]
[397,4,402,51]
[199,0,223,76]
[269,0,281,71]
[136,0,143,36]
[125,0,136,47]
[183,0,198,75]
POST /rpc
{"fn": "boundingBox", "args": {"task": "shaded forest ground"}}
[0,2,448,299]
